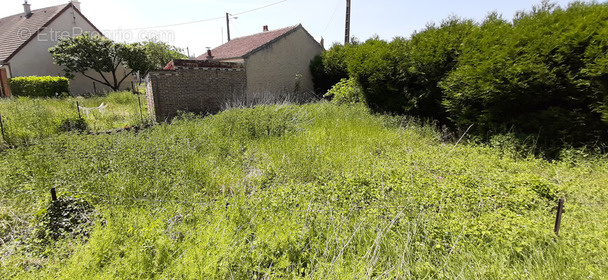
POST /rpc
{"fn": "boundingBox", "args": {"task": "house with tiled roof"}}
[195,24,324,103]
[0,1,131,96]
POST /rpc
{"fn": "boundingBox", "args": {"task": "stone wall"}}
[146,61,246,121]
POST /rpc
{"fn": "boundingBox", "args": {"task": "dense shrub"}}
[33,196,94,245]
[312,2,608,150]
[310,44,350,96]
[441,3,608,148]
[343,17,474,120]
[346,37,409,113]
[58,117,88,132]
[8,76,69,97]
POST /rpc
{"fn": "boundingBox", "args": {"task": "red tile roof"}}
[0,3,101,63]
[196,24,302,60]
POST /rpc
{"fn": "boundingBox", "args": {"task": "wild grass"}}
[0,102,606,279]
[0,91,149,147]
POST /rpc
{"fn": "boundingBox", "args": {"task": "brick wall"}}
[146,63,246,121]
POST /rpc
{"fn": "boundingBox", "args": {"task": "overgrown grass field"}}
[0,91,149,147]
[0,102,606,279]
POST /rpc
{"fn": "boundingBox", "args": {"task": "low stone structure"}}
[145,60,246,121]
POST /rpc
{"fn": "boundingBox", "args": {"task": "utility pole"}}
[226,13,231,42]
[345,0,351,44]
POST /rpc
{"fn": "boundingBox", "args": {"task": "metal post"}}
[93,82,97,94]
[51,187,57,201]
[554,199,564,236]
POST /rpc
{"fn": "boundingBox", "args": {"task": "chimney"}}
[206,48,214,60]
[263,25,269,32]
[70,0,81,11]
[23,1,32,17]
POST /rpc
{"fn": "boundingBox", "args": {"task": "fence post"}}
[0,113,6,142]
[138,95,144,124]
[76,101,82,119]
[554,199,564,236]
[51,187,57,201]
[93,82,97,94]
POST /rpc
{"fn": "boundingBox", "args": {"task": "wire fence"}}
[7,186,608,211]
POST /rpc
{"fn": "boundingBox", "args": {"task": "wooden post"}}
[0,113,6,142]
[76,101,82,119]
[554,199,564,236]
[51,187,57,201]
[0,68,11,97]
[131,81,136,94]
[345,0,351,44]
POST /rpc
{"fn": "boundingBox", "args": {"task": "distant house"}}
[145,24,324,121]
[0,1,131,97]
[195,24,324,103]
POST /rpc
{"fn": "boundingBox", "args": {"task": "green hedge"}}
[8,76,69,97]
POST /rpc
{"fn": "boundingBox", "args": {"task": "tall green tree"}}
[140,39,187,76]
[50,34,148,91]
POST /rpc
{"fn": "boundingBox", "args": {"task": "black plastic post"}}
[51,187,57,201]
[554,199,564,236]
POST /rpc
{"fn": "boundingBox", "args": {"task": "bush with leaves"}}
[310,43,351,96]
[33,196,94,245]
[323,78,364,105]
[441,2,608,148]
[8,76,69,97]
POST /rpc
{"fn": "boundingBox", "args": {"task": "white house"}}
[0,1,131,96]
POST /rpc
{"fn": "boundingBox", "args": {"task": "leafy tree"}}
[140,39,187,76]
[50,34,148,91]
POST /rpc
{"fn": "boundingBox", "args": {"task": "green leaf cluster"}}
[323,78,365,105]
[141,39,187,74]
[7,76,69,97]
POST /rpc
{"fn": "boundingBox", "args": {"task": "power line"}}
[233,0,287,16]
[322,0,342,37]
[127,0,288,31]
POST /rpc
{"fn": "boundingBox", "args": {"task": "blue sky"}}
[2,0,580,57]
